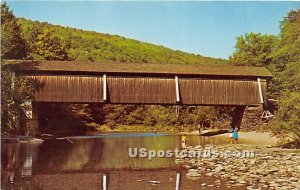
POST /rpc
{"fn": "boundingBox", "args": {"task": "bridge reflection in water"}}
[1,133,234,190]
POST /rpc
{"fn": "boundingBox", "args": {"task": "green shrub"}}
[271,92,300,148]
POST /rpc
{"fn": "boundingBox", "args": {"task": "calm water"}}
[1,133,231,190]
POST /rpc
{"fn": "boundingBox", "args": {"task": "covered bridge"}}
[13,60,272,130]
[16,61,272,105]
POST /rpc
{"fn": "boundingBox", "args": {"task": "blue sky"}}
[7,1,300,59]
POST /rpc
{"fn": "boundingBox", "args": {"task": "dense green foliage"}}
[1,62,43,133]
[1,3,40,133]
[17,18,226,64]
[34,28,69,60]
[229,33,278,67]
[1,2,26,59]
[271,92,300,147]
[229,9,300,147]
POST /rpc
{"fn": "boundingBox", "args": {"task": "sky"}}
[7,1,300,59]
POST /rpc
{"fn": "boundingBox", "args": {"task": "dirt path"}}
[216,131,278,146]
[189,130,279,146]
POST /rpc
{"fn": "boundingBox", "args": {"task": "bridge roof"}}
[9,60,272,78]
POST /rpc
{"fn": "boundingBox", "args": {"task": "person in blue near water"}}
[232,128,239,144]
[228,127,234,144]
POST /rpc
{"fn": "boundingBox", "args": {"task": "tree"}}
[229,33,278,67]
[270,92,300,147]
[1,62,43,133]
[1,2,26,59]
[34,28,69,60]
[270,9,300,147]
[273,10,300,68]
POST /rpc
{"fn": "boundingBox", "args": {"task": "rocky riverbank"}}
[178,144,300,190]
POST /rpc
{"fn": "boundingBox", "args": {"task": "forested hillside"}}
[16,18,226,64]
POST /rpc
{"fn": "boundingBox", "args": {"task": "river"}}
[1,132,246,190]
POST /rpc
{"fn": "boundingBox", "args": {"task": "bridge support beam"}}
[231,106,246,130]
[257,78,264,104]
[175,76,180,103]
[103,74,107,101]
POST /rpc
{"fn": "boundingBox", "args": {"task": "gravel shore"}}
[178,144,300,190]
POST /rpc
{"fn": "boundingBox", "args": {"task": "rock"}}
[267,160,277,165]
[201,183,206,186]
[246,186,257,190]
[249,159,256,165]
[187,169,198,173]
[289,177,298,182]
[194,145,202,149]
[269,167,279,173]
[215,166,225,173]
[238,167,248,171]
[249,174,260,178]
[186,172,201,177]
[276,178,287,183]
[256,169,267,175]
[186,175,201,180]
[206,172,213,177]
[183,165,192,169]
[224,165,232,170]
[230,176,239,180]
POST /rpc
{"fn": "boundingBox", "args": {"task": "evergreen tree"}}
[1,2,26,59]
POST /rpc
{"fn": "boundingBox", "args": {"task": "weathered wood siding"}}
[27,75,103,102]
[107,76,176,104]
[25,75,267,105]
[179,78,266,105]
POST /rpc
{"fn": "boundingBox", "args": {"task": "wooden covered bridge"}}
[14,60,272,131]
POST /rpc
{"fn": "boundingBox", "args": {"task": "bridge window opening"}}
[33,102,241,136]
